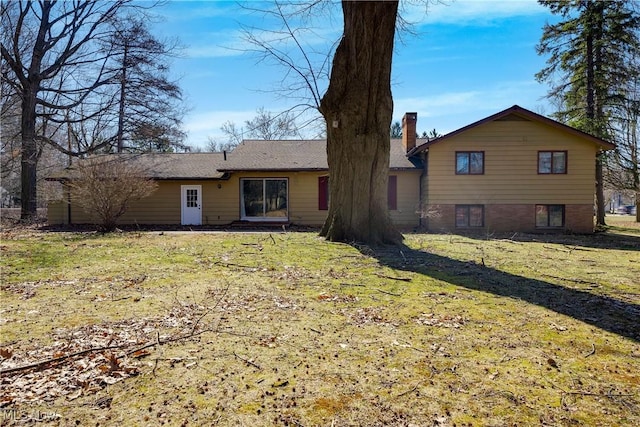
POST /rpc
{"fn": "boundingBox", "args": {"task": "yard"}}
[1,216,639,426]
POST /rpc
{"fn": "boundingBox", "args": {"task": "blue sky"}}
[154,1,556,149]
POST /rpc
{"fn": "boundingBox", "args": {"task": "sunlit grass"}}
[1,225,638,426]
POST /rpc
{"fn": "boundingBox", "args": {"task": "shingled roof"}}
[49,138,424,182]
[48,153,227,181]
[219,139,423,171]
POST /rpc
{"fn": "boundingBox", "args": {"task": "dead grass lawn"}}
[1,218,639,426]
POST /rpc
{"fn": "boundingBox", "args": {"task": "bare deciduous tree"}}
[1,0,183,220]
[1,0,130,220]
[607,80,640,221]
[207,107,300,152]
[66,157,158,232]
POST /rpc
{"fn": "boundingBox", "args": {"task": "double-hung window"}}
[538,151,567,174]
[456,152,484,175]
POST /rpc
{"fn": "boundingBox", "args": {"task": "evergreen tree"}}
[390,121,402,138]
[535,0,640,226]
[106,17,186,153]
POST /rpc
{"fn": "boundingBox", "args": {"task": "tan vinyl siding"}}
[230,170,421,227]
[390,170,422,227]
[202,180,239,225]
[58,169,420,227]
[288,172,329,225]
[47,201,66,224]
[68,180,229,225]
[119,182,181,224]
[228,171,328,226]
[427,120,598,205]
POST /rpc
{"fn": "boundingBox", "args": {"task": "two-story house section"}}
[408,105,615,234]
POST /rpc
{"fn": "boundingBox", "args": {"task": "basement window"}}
[455,205,484,228]
[535,204,565,228]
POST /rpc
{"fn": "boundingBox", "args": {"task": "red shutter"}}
[318,176,329,210]
[387,175,397,210]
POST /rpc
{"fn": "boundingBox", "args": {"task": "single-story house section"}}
[216,138,423,228]
[47,153,230,226]
[47,105,615,233]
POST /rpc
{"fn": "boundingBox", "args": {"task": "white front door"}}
[181,185,202,225]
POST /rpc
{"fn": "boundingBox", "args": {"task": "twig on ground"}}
[375,273,411,282]
[584,343,596,358]
[234,352,261,369]
[396,382,422,397]
[213,260,262,271]
[375,288,402,296]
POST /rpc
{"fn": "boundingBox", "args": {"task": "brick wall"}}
[425,204,595,234]
[565,204,595,233]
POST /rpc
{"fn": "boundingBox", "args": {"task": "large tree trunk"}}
[17,0,50,221]
[20,89,38,221]
[587,0,607,227]
[319,1,402,245]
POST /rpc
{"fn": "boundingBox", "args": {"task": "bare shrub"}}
[67,157,158,232]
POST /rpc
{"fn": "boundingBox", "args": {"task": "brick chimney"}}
[402,112,417,153]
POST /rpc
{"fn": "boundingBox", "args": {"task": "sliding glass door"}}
[241,178,288,220]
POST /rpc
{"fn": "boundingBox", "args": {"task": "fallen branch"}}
[546,378,636,407]
[375,273,411,282]
[562,390,634,398]
[213,261,262,271]
[0,344,125,375]
[2,326,220,376]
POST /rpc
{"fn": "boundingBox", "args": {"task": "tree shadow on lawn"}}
[367,244,640,343]
[414,230,640,252]
[505,231,640,252]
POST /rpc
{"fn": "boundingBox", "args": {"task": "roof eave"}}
[409,105,616,154]
[218,167,329,172]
